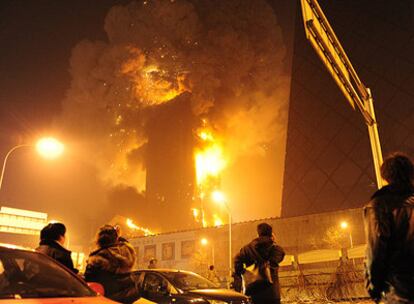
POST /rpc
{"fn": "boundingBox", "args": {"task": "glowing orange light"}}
[122,52,189,106]
[200,238,208,246]
[340,221,349,230]
[199,131,214,142]
[126,218,154,236]
[36,137,64,159]
[213,214,224,227]
[211,190,226,205]
[192,208,200,222]
[195,144,226,185]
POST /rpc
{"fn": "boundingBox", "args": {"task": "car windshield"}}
[0,249,95,299]
[162,271,218,291]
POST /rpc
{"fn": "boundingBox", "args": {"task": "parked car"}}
[132,269,251,304]
[0,245,117,303]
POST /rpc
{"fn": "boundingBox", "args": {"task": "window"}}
[162,243,175,261]
[143,273,168,294]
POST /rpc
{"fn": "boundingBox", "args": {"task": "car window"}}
[163,272,218,291]
[0,250,95,299]
[143,273,168,294]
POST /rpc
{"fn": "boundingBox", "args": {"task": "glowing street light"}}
[35,137,64,159]
[339,221,353,248]
[200,238,209,246]
[211,190,232,284]
[200,238,215,266]
[211,190,226,204]
[0,137,64,191]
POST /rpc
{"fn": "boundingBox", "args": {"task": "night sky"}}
[0,0,130,245]
[0,0,127,139]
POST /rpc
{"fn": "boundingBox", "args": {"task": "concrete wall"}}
[130,208,366,278]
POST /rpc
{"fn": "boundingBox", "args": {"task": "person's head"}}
[209,265,215,271]
[381,152,414,186]
[96,225,119,248]
[257,223,273,237]
[40,222,66,245]
[149,258,157,265]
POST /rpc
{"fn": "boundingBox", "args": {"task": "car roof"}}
[137,269,197,275]
[0,244,33,251]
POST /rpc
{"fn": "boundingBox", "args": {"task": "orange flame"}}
[192,208,200,222]
[193,123,228,228]
[195,127,227,186]
[126,218,155,236]
[121,48,189,106]
[213,214,224,227]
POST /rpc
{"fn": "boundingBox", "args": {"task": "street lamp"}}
[211,190,232,283]
[0,137,64,191]
[200,238,215,266]
[36,137,64,159]
[339,221,353,248]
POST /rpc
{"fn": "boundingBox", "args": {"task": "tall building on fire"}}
[282,0,414,217]
[145,93,196,232]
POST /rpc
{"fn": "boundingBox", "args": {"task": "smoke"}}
[60,0,289,194]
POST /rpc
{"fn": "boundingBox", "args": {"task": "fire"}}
[195,127,227,186]
[195,144,226,185]
[139,65,187,104]
[121,48,189,106]
[193,123,228,228]
[213,214,224,227]
[192,208,200,222]
[126,218,155,236]
[199,131,214,141]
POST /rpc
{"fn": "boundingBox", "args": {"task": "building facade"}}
[282,0,414,217]
[130,208,366,279]
[0,206,47,248]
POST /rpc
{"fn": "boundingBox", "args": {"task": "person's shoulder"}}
[237,241,254,255]
[364,186,392,208]
[119,239,134,250]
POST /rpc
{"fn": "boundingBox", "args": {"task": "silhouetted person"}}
[365,152,414,303]
[234,223,285,304]
[148,258,157,269]
[36,222,78,273]
[85,225,139,304]
[207,265,220,284]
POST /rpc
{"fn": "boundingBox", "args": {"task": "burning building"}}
[145,92,196,231]
[61,0,292,232]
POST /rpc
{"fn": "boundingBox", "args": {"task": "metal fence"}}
[279,248,369,302]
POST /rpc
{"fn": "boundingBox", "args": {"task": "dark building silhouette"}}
[282,0,414,217]
[146,93,196,231]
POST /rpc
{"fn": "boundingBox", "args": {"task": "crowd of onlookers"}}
[36,152,414,304]
[36,223,140,303]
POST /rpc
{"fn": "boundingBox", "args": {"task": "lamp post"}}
[211,190,232,285]
[0,137,64,191]
[340,221,353,248]
[200,238,215,266]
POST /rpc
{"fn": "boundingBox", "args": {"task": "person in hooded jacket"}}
[234,223,285,304]
[36,222,78,274]
[364,152,414,303]
[84,225,140,304]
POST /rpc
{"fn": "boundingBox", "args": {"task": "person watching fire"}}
[36,222,78,274]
